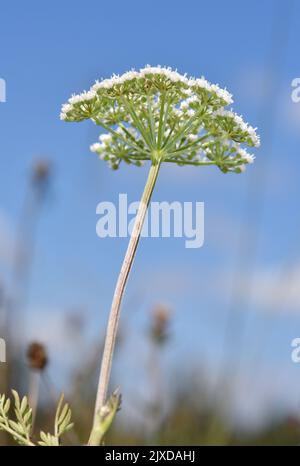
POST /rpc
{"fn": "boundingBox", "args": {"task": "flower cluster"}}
[61,65,259,172]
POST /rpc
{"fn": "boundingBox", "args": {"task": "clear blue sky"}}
[1,0,300,428]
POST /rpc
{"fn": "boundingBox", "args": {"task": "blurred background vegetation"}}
[1,0,300,446]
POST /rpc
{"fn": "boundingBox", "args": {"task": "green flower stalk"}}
[61,65,260,444]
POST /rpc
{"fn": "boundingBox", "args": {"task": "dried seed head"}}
[32,160,50,182]
[150,304,171,345]
[26,342,48,371]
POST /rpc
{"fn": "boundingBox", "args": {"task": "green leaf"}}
[3,399,10,414]
[11,390,20,410]
[20,396,28,415]
[0,390,75,446]
[9,420,25,435]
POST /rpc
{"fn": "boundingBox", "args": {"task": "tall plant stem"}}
[89,160,161,443]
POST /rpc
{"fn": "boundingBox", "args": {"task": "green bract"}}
[60,65,260,172]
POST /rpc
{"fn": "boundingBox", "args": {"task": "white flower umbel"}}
[213,109,260,149]
[61,65,260,446]
[61,65,259,173]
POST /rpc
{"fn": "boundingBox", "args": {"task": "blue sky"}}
[1,0,300,428]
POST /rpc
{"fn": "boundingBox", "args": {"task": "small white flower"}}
[187,108,195,117]
[90,143,102,152]
[180,101,189,110]
[188,134,198,142]
[99,134,112,144]
[237,148,255,163]
[69,90,96,105]
[210,85,233,105]
[62,103,72,112]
